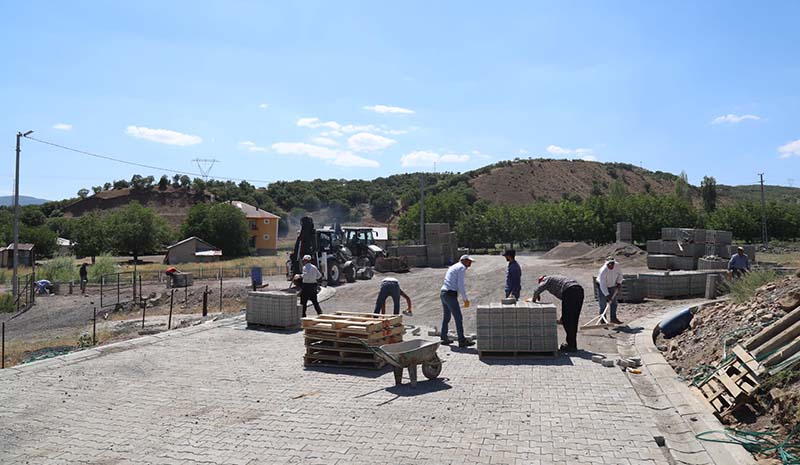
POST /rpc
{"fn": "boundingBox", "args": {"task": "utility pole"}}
[13,131,33,296]
[419,173,426,245]
[758,173,768,248]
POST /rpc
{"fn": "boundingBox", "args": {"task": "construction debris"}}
[302,312,404,369]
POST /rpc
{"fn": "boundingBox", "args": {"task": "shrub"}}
[0,293,14,313]
[88,254,118,283]
[40,256,79,282]
[0,269,7,285]
[721,269,779,304]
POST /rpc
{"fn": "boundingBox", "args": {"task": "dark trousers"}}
[373,281,401,314]
[561,285,584,350]
[300,283,322,317]
[440,290,465,342]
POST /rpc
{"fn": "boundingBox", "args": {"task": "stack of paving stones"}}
[647,228,733,271]
[639,270,723,299]
[246,291,301,329]
[616,221,632,243]
[476,302,558,357]
[302,312,404,369]
[698,257,729,270]
[425,223,458,268]
[592,274,646,303]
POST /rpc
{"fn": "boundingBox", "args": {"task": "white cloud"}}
[400,150,471,167]
[546,144,595,157]
[125,126,202,146]
[258,103,270,109]
[517,149,529,155]
[237,140,268,152]
[271,142,379,168]
[347,132,397,152]
[297,117,406,135]
[581,155,598,161]
[310,136,339,147]
[711,114,761,124]
[320,130,343,138]
[778,139,800,159]
[53,123,72,131]
[363,105,415,115]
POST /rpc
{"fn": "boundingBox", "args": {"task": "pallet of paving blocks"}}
[302,312,404,369]
[246,291,301,329]
[476,302,559,358]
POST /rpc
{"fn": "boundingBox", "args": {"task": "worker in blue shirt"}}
[503,249,521,300]
[728,247,751,278]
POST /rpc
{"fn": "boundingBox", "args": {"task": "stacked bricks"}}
[476,302,558,355]
[639,270,722,299]
[646,228,733,271]
[246,291,302,329]
[616,221,632,243]
[302,312,404,369]
[425,223,458,268]
[592,274,646,303]
[698,257,728,270]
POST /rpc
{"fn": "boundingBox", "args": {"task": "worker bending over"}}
[503,249,521,300]
[531,275,584,353]
[373,277,413,315]
[295,255,323,317]
[439,255,476,348]
[728,246,751,278]
[597,258,623,325]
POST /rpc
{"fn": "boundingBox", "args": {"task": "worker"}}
[596,257,624,325]
[78,263,89,294]
[439,254,476,348]
[503,249,522,301]
[530,275,584,353]
[728,247,751,278]
[295,255,323,317]
[373,277,413,315]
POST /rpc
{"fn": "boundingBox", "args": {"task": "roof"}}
[57,238,74,247]
[195,250,222,257]
[166,236,219,250]
[4,243,34,251]
[230,201,280,219]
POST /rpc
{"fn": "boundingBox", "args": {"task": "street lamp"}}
[13,130,33,297]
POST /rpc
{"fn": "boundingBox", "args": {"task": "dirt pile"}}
[661,274,800,432]
[565,242,647,267]
[542,242,593,260]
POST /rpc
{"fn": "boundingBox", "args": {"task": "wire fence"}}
[0,264,291,370]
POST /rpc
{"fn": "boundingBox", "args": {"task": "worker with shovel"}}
[597,258,623,325]
[530,275,584,353]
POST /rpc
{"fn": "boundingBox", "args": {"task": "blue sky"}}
[2,1,799,200]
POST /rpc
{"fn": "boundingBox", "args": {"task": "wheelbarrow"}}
[354,338,442,387]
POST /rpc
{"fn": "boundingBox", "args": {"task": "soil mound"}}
[542,242,593,260]
[565,242,646,267]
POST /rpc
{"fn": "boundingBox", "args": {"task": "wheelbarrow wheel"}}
[422,355,442,380]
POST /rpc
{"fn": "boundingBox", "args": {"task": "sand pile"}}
[542,242,593,260]
[565,242,647,266]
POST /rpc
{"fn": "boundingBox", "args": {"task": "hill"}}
[0,195,50,206]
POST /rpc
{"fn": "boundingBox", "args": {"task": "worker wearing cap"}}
[728,247,751,278]
[294,255,323,317]
[439,255,476,348]
[531,275,584,353]
[597,258,623,325]
[503,249,522,300]
[373,277,412,315]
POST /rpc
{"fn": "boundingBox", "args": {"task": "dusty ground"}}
[2,253,693,367]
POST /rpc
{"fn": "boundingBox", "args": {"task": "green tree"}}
[370,193,395,222]
[20,206,46,227]
[674,170,691,202]
[158,175,169,190]
[77,188,90,199]
[107,202,169,262]
[73,212,109,263]
[700,176,717,213]
[180,203,249,257]
[20,225,57,258]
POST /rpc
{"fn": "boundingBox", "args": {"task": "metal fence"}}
[13,273,35,314]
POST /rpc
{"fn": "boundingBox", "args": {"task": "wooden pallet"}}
[477,350,558,359]
[693,348,762,417]
[304,333,403,348]
[303,324,405,341]
[303,354,386,370]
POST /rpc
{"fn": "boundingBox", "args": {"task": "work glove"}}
[463,299,470,308]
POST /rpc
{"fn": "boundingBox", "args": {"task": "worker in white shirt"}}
[439,255,476,348]
[294,255,323,317]
[596,257,624,325]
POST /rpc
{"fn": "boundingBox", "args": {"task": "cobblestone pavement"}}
[1,318,669,465]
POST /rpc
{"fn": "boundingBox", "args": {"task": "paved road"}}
[1,316,668,465]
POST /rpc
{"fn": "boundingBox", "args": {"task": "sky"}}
[1,1,799,200]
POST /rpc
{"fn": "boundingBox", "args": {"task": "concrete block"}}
[602,358,616,367]
[592,355,605,363]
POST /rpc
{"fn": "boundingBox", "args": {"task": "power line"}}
[24,136,271,184]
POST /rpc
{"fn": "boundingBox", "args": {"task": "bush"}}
[88,254,118,283]
[0,293,14,313]
[0,269,7,285]
[40,256,79,282]
[722,269,779,304]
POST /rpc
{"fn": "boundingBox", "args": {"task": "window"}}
[263,234,270,241]
[249,236,256,248]
[263,219,270,225]
[249,220,257,231]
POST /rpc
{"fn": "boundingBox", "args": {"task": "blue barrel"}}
[251,267,263,287]
[658,308,693,339]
